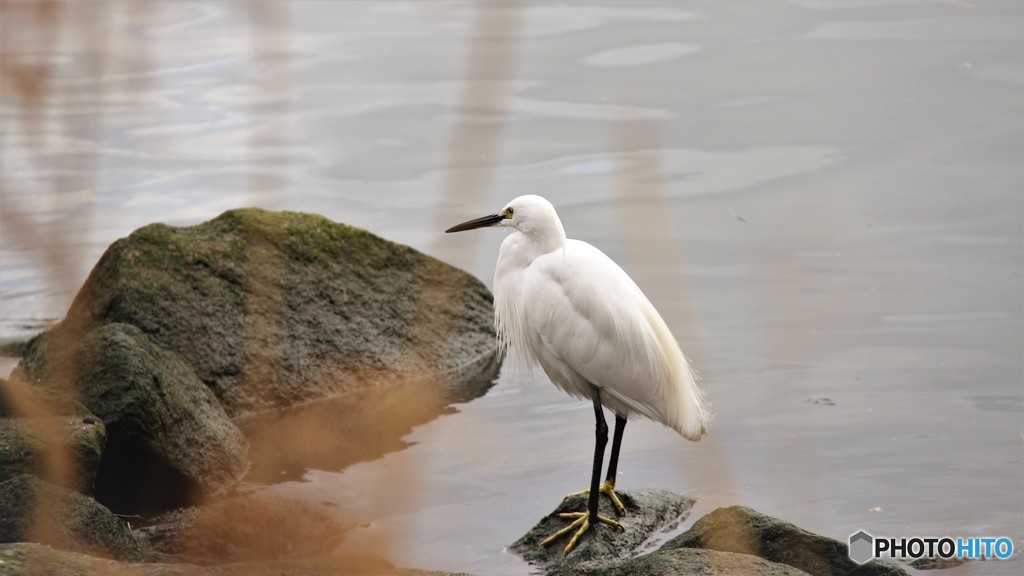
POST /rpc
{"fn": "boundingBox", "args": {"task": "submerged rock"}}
[908,556,968,570]
[0,475,148,562]
[136,493,349,565]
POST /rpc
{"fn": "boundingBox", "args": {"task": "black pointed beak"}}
[445,213,505,233]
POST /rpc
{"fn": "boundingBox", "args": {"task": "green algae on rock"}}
[510,489,696,576]
[665,506,908,576]
[70,323,249,514]
[21,208,499,417]
[513,498,911,576]
[0,475,149,562]
[0,413,106,494]
[13,208,500,514]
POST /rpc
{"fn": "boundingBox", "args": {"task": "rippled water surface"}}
[1,1,1021,574]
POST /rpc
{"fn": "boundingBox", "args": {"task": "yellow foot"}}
[566,480,627,516]
[538,512,623,555]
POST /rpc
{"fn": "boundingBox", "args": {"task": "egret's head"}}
[445,195,563,240]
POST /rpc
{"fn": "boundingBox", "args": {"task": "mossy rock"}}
[21,208,498,417]
[15,208,498,514]
[72,324,249,514]
[665,506,908,576]
[10,324,250,514]
[513,499,911,576]
[0,475,149,562]
[510,489,696,576]
[0,415,105,493]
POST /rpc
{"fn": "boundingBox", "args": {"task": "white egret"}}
[446,195,709,554]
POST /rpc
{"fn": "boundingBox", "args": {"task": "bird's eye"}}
[505,207,514,217]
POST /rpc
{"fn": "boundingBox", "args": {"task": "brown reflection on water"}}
[240,371,450,484]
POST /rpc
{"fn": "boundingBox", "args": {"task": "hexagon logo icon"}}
[848,530,874,564]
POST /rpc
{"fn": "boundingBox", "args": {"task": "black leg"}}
[605,414,627,485]
[538,386,624,554]
[587,386,608,525]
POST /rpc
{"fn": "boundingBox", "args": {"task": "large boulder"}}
[0,474,148,562]
[14,208,500,511]
[20,208,499,417]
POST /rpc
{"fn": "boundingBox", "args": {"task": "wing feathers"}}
[520,240,709,440]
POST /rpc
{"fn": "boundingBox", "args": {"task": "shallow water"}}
[1,1,1021,574]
